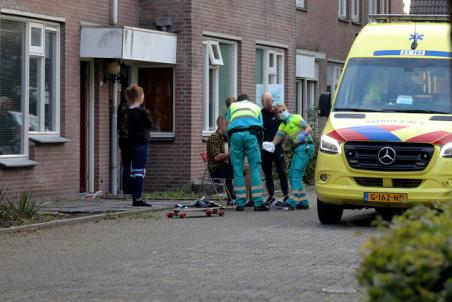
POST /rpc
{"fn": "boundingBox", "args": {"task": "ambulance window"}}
[334,58,451,114]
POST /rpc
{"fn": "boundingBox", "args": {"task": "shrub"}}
[358,203,452,302]
[0,191,41,223]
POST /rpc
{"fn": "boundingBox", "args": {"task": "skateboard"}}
[166,206,225,219]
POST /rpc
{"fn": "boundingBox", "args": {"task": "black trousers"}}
[210,164,236,201]
[261,148,289,197]
[119,138,132,195]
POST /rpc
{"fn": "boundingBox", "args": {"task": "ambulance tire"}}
[317,199,343,224]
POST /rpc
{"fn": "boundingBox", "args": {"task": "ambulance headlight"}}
[320,135,342,154]
[440,143,452,158]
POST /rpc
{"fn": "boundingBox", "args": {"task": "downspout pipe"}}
[110,0,119,195]
[112,0,118,25]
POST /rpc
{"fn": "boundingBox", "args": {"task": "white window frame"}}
[338,0,347,18]
[327,62,344,99]
[352,0,360,22]
[202,39,237,135]
[0,16,61,159]
[29,22,44,55]
[296,63,318,119]
[207,41,224,66]
[296,0,306,9]
[29,25,61,135]
[130,63,176,139]
[256,46,284,106]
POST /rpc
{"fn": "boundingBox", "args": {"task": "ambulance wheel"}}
[317,199,343,224]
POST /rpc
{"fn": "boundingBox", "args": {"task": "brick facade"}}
[0,0,139,200]
[0,0,406,201]
[140,0,297,191]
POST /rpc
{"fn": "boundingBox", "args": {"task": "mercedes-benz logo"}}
[378,147,397,165]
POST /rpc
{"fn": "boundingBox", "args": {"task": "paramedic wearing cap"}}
[269,104,315,210]
[227,94,268,212]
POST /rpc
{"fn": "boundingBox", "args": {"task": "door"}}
[80,62,88,192]
[80,61,94,192]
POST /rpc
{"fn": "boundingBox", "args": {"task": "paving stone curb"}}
[0,206,174,235]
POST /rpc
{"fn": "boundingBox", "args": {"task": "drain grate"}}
[322,287,357,294]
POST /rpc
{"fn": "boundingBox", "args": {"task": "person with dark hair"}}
[260,92,289,205]
[126,84,152,207]
[118,97,132,195]
[227,94,268,211]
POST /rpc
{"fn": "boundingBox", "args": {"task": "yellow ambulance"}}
[316,15,452,223]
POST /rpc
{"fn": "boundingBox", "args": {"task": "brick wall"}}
[140,0,296,190]
[0,0,139,200]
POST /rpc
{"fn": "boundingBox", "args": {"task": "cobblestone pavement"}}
[0,196,378,302]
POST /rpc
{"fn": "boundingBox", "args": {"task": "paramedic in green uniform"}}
[269,104,315,210]
[227,94,269,212]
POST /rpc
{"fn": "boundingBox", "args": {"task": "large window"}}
[203,39,237,133]
[352,0,361,22]
[256,47,284,107]
[369,0,390,15]
[334,58,451,114]
[0,17,60,158]
[296,79,318,120]
[338,0,347,18]
[137,67,175,137]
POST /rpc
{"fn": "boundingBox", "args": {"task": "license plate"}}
[364,192,408,203]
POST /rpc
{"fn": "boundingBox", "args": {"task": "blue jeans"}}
[130,144,149,201]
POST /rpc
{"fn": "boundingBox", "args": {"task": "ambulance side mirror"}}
[319,93,332,117]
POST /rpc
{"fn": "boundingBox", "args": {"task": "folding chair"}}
[199,152,232,205]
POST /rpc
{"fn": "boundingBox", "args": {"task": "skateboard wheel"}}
[166,212,174,218]
[206,211,212,217]
[219,211,225,217]
[180,213,187,218]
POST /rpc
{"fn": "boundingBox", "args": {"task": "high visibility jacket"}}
[229,101,261,121]
[277,114,312,144]
[227,100,263,131]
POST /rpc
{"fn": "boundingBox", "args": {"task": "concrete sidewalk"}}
[38,198,193,215]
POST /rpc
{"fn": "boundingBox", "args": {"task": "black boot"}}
[236,205,245,211]
[133,200,152,207]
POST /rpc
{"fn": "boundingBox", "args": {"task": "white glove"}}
[262,142,275,153]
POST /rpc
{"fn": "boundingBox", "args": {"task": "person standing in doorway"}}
[260,92,289,205]
[126,84,152,207]
[227,94,268,212]
[118,97,132,195]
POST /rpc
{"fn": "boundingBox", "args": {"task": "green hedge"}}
[358,203,452,302]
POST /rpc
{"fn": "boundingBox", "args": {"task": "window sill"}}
[150,135,175,142]
[338,17,350,24]
[351,20,362,26]
[29,135,70,144]
[0,158,39,168]
[296,7,307,12]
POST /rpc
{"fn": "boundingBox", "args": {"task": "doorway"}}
[80,61,94,192]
